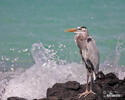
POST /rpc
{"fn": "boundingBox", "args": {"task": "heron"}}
[65,26,100,97]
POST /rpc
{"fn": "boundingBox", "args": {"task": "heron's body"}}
[65,26,100,97]
[75,34,99,74]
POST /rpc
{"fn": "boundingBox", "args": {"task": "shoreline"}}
[7,71,125,100]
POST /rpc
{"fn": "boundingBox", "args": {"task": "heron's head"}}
[65,26,88,34]
[65,26,89,49]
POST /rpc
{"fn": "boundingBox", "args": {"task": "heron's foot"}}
[78,90,96,98]
[78,90,89,98]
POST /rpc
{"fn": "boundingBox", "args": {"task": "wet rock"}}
[64,81,80,90]
[96,71,105,80]
[7,72,125,100]
[105,73,117,79]
[33,96,58,100]
[7,97,27,100]
[46,72,125,100]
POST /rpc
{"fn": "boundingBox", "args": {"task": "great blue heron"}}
[65,26,100,97]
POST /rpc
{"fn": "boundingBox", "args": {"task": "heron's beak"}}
[64,28,77,32]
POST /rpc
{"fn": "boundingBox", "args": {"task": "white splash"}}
[1,43,86,100]
[1,41,125,100]
[100,38,125,79]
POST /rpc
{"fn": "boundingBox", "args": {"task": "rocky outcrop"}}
[7,97,27,100]
[7,72,125,100]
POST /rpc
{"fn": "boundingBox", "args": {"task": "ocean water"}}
[0,0,125,99]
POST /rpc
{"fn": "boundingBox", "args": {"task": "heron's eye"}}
[78,28,82,30]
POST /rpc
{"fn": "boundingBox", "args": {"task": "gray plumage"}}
[65,26,100,97]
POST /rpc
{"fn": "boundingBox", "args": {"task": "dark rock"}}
[34,96,58,100]
[96,71,105,80]
[7,97,27,100]
[47,81,80,99]
[8,72,125,100]
[52,83,65,89]
[105,72,117,79]
[33,98,47,100]
[64,81,80,90]
[46,72,125,100]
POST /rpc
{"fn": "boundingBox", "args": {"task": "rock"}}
[64,81,80,90]
[8,72,125,100]
[105,73,117,79]
[7,97,27,100]
[46,72,125,100]
[33,96,58,100]
[96,71,105,80]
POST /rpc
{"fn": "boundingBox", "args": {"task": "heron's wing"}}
[86,36,99,73]
[80,49,94,72]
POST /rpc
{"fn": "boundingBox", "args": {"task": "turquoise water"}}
[0,1,125,99]
[0,0,125,69]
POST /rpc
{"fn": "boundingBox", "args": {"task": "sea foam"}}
[1,42,125,100]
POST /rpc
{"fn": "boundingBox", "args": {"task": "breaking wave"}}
[0,41,125,100]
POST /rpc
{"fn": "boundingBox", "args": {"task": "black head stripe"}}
[80,26,87,29]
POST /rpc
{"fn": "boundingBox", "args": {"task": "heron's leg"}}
[79,71,90,98]
[86,71,89,91]
[89,72,96,94]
